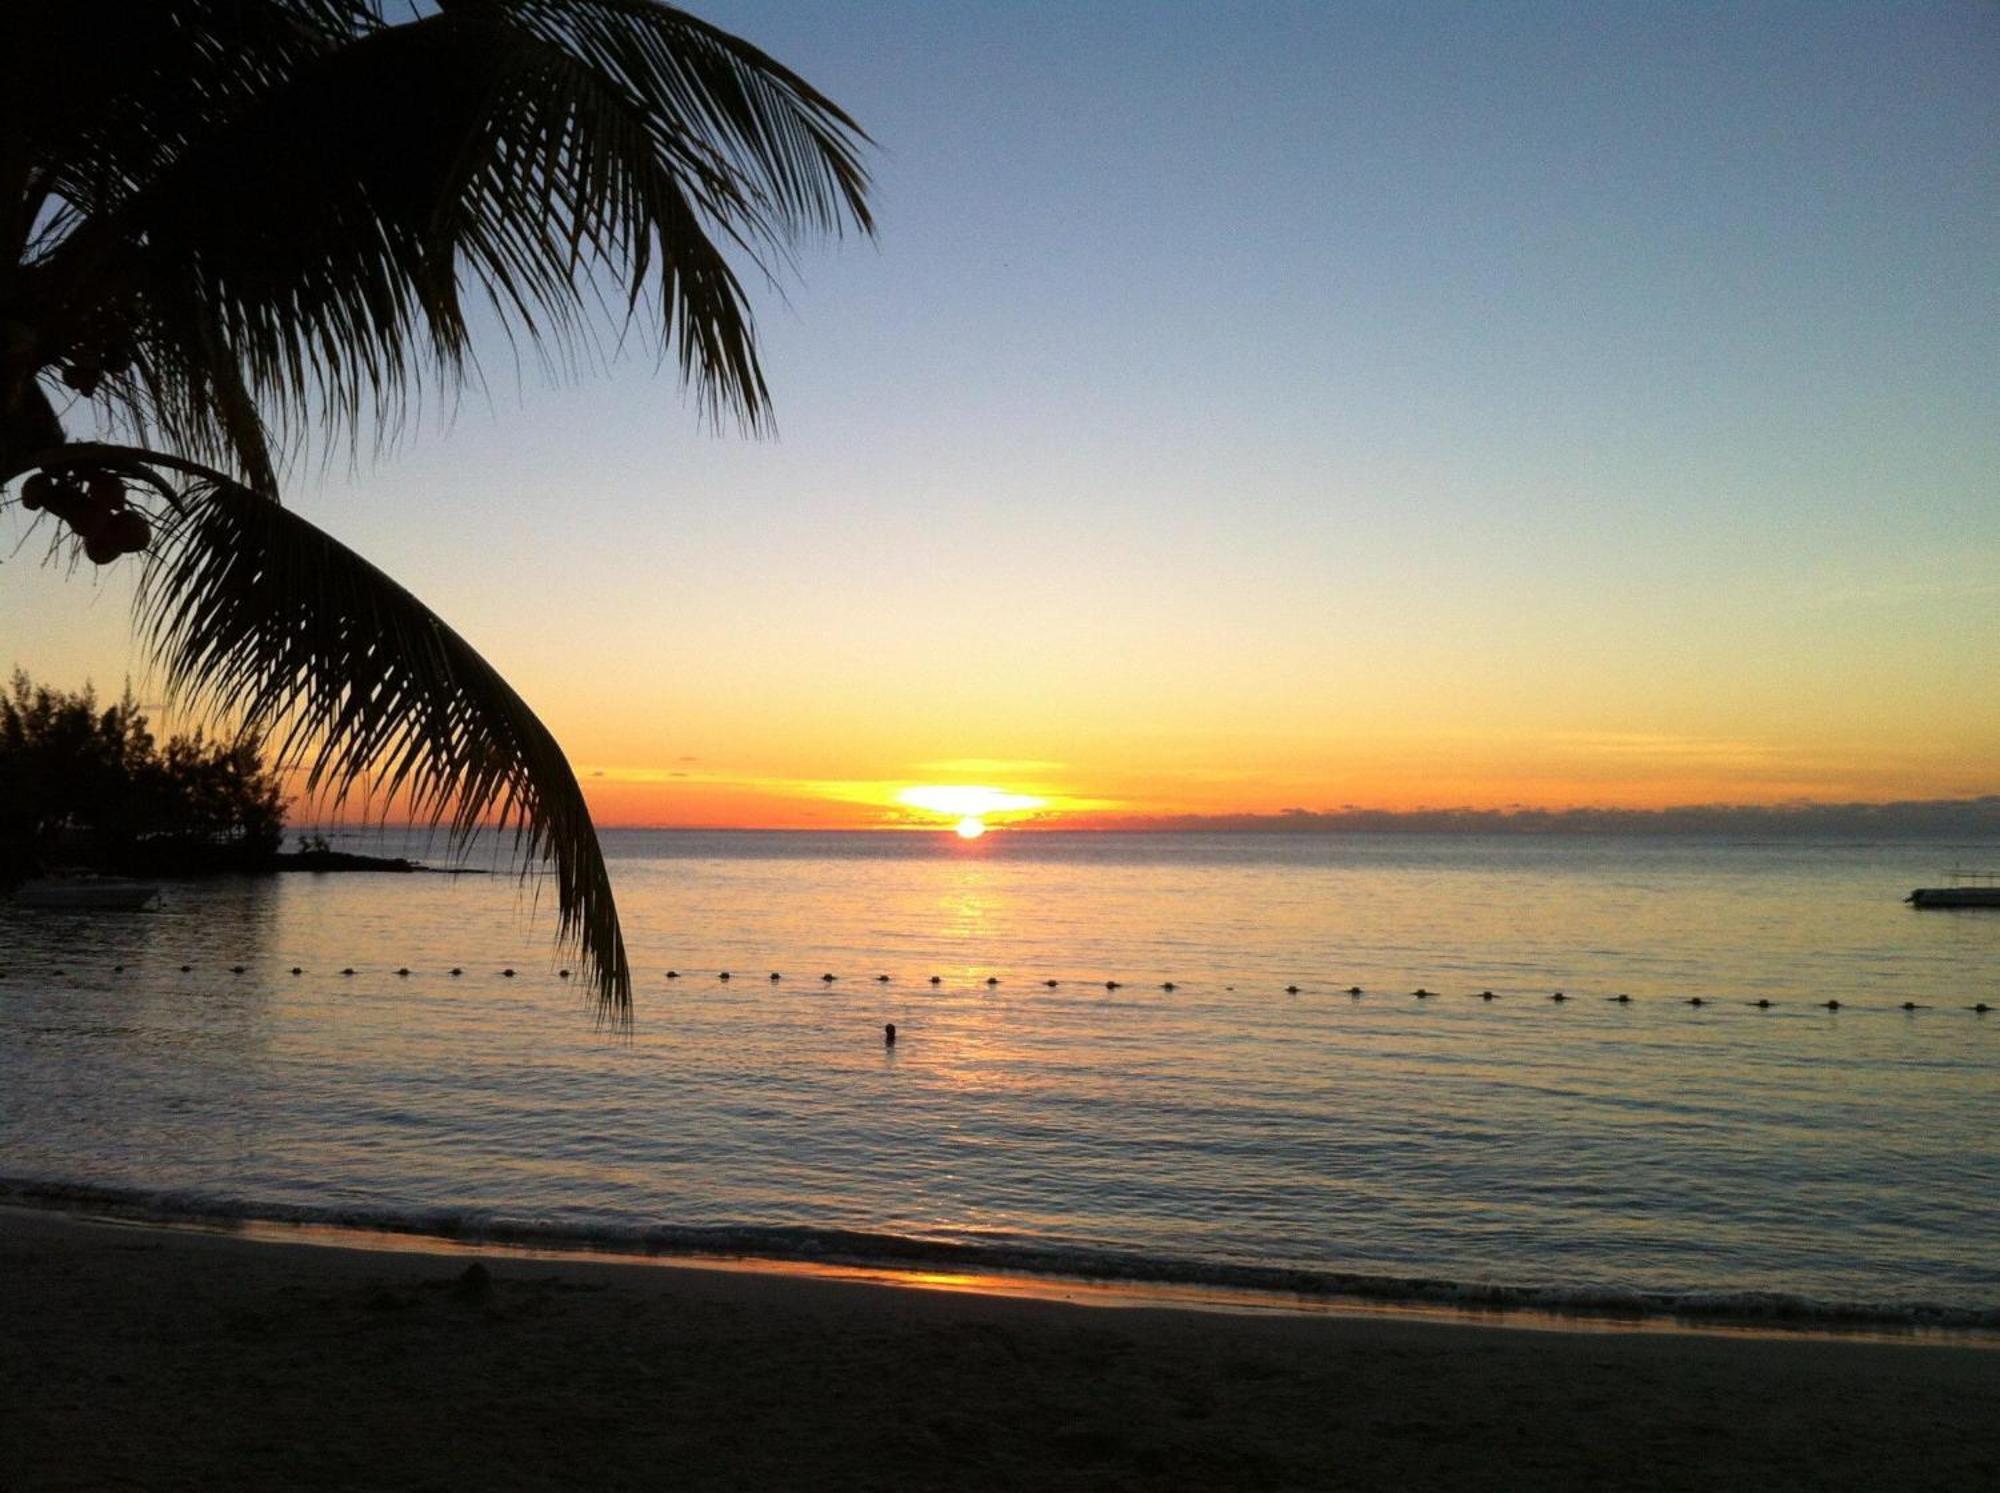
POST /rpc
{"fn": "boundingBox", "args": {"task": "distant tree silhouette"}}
[0,672,285,882]
[0,1,871,1017]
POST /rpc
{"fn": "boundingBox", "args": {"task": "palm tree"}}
[0,0,872,1020]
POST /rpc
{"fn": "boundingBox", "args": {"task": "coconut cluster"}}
[19,469,152,565]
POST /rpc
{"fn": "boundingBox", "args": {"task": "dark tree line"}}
[0,672,284,882]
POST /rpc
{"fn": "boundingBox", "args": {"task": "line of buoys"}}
[11,962,1991,1016]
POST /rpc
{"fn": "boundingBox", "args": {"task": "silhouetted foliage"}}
[1,1,873,1018]
[0,672,284,882]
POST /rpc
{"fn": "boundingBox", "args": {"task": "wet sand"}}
[5,1207,1995,1491]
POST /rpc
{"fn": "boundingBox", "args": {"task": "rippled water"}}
[3,831,1996,1321]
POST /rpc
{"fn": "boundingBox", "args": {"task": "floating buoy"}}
[1479,990,1496,1000]
[1105,980,1121,990]
[875,974,889,983]
[718,971,729,981]
[450,968,462,977]
[1751,999,1772,1009]
[1285,985,1300,995]
[1162,982,1176,992]
[503,968,515,978]
[1346,986,1362,996]
[1550,992,1568,1003]
[928,975,941,985]
[1413,988,1431,999]
[1045,979,1059,988]
[180,964,192,973]
[884,1022,896,1046]
[341,968,355,976]
[770,972,781,982]
[1821,1000,1841,1011]
[398,968,411,977]
[822,973,836,983]
[229,965,245,974]
[1687,997,1704,1007]
[1972,1004,1991,1014]
[666,970,679,979]
[290,966,302,976]
[985,976,999,987]
[112,964,125,974]
[1900,1001,1923,1011]
[1610,993,1631,1004]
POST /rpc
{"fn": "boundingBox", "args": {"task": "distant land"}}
[1055,796,2000,838]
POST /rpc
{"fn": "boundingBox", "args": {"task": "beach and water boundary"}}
[6,1179,1997,1339]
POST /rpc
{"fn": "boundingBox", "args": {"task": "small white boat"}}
[10,878,161,910]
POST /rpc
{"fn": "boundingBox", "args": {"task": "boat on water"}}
[1907,869,2000,909]
[9,878,161,911]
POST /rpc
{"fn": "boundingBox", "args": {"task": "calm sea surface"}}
[3,831,1997,1324]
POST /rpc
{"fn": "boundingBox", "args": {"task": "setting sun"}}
[896,785,1046,833]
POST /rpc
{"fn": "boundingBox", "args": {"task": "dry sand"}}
[4,1206,1995,1492]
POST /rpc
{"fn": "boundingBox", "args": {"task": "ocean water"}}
[3,830,1997,1326]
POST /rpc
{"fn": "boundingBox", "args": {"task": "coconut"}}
[102,508,152,554]
[82,470,125,510]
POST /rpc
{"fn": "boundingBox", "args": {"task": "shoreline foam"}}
[7,1178,1993,1342]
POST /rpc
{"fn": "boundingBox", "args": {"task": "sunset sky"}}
[5,1,1996,831]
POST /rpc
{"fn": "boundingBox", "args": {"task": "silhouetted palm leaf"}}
[4,1,874,1017]
[134,461,632,1018]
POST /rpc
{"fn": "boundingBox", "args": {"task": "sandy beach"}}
[4,1207,1995,1492]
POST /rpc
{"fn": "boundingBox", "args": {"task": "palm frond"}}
[8,2,875,1023]
[24,0,873,477]
[133,467,631,1022]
